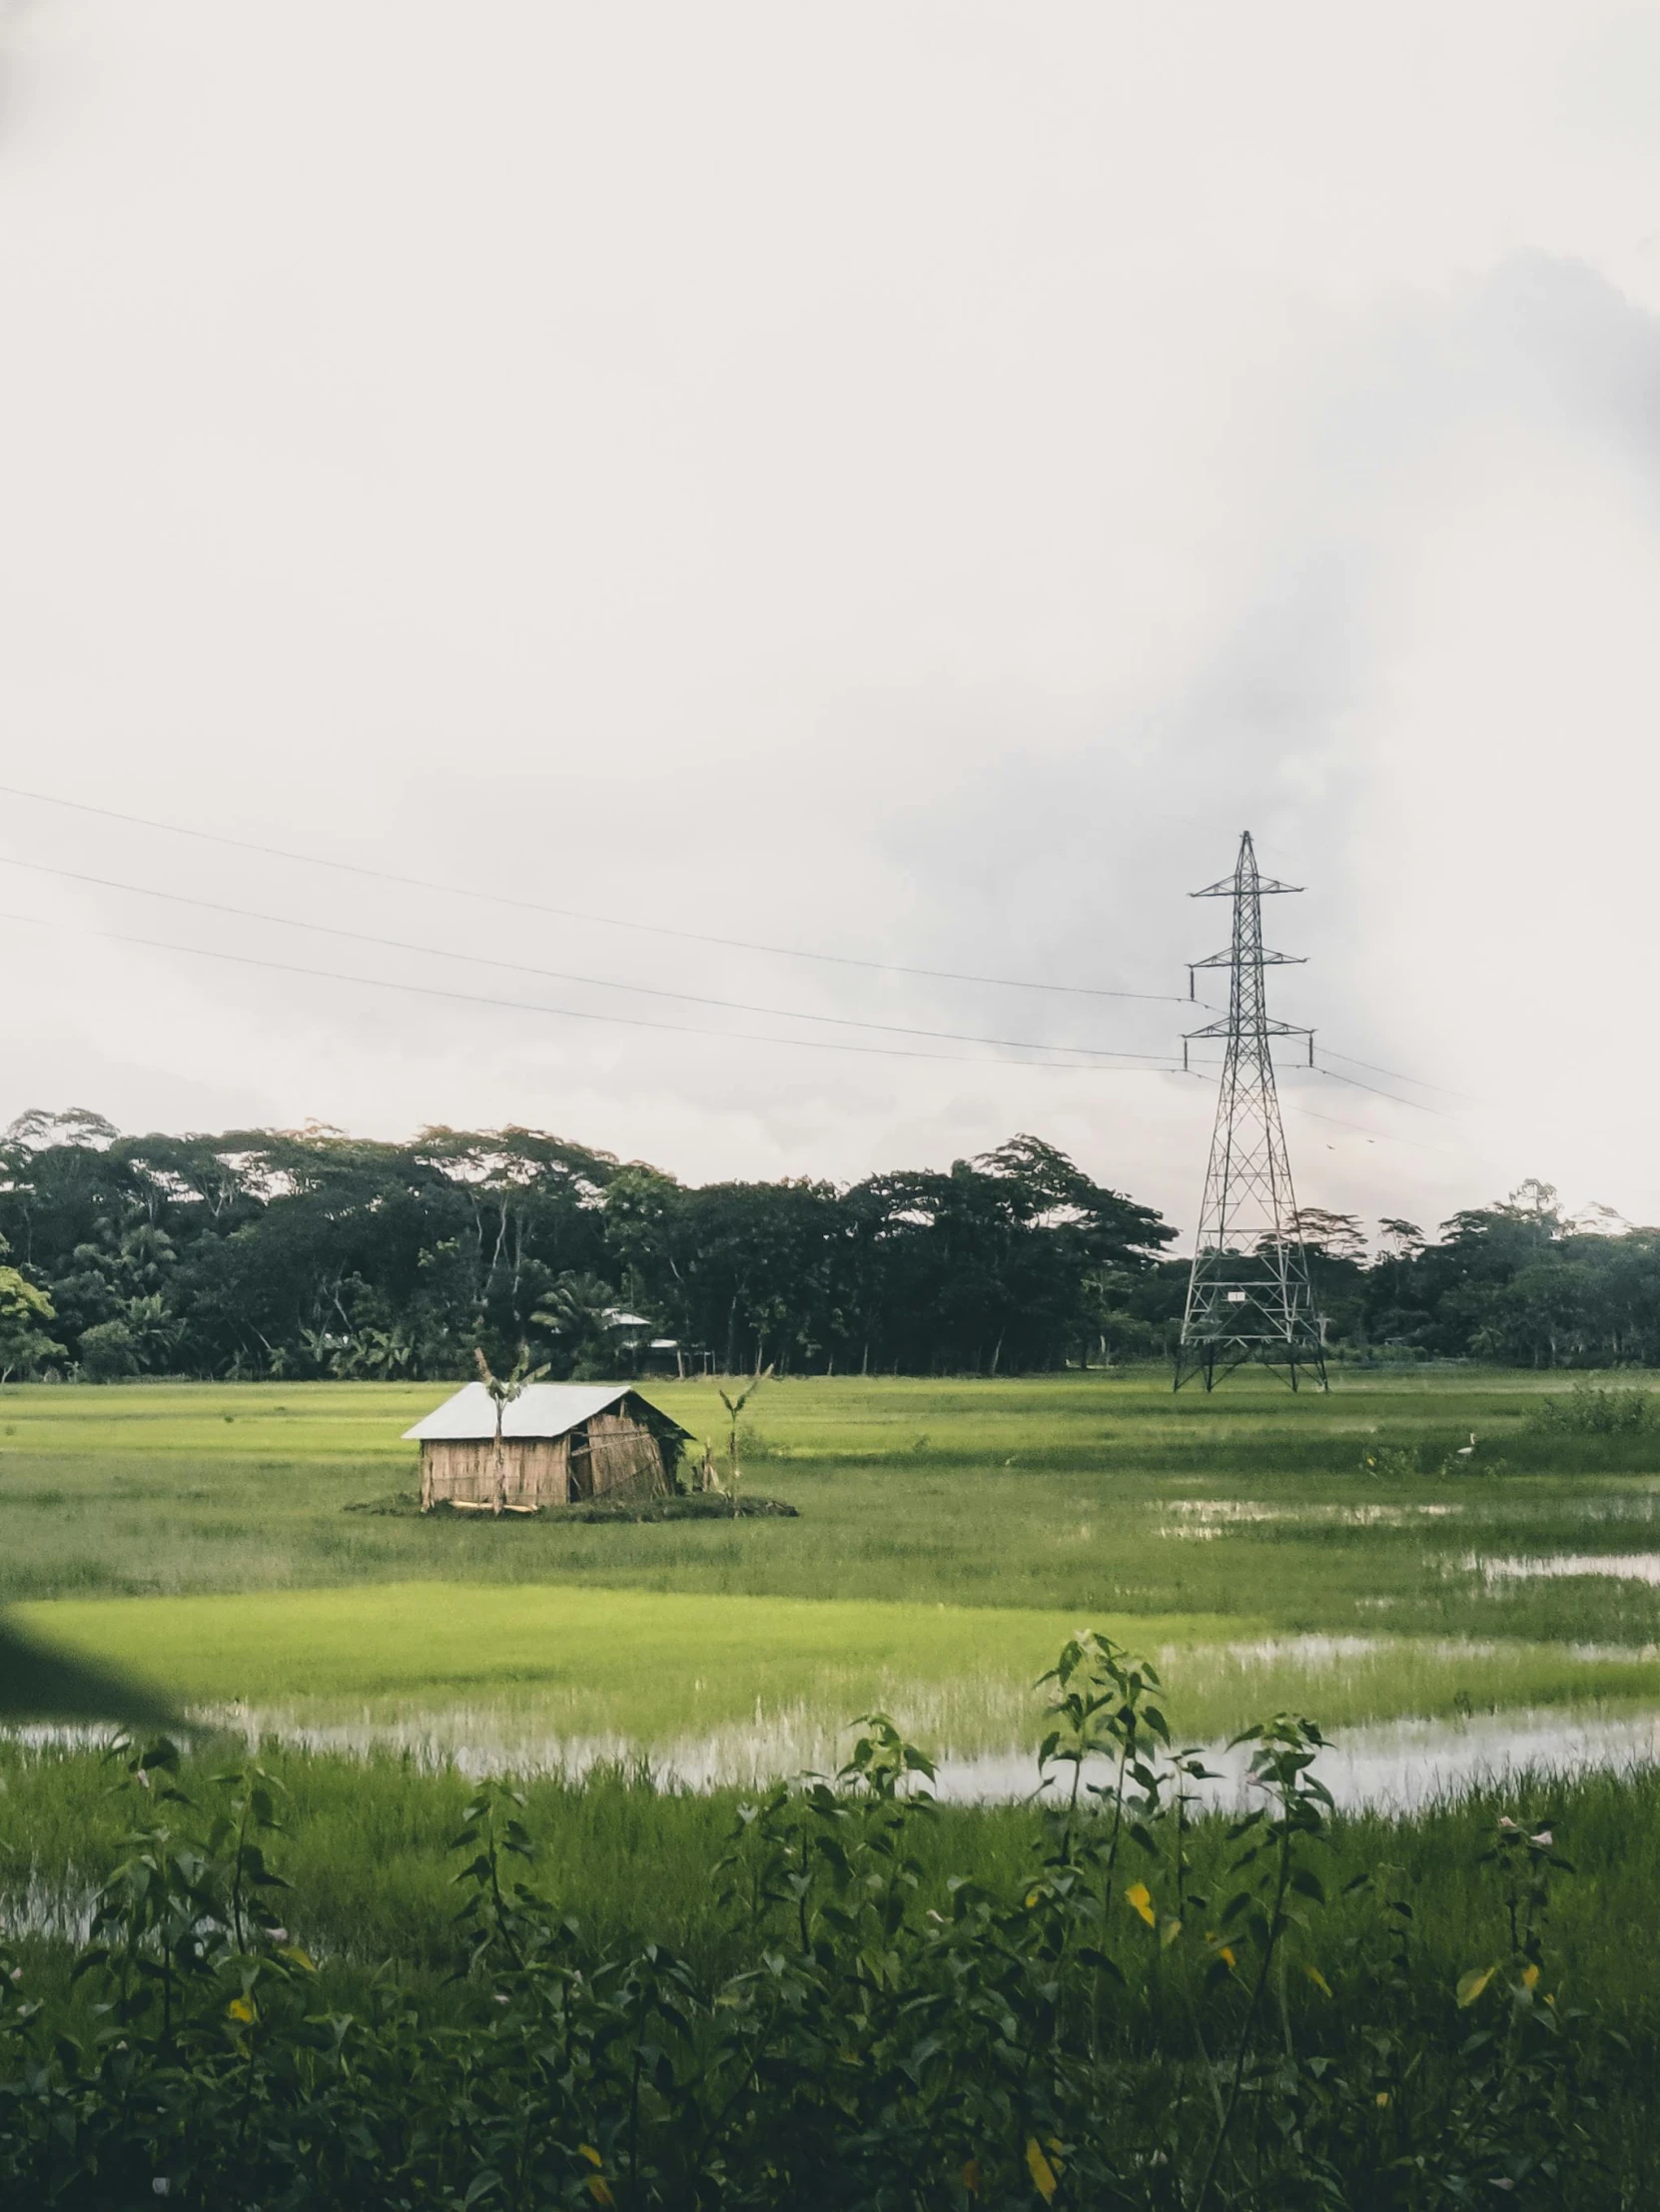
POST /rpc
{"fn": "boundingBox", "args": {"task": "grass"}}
[15,1582,1660,1767]
[3,1367,1660,1765]
[4,1371,1660,1631]
[6,1730,1660,2063]
[3,1373,1659,2197]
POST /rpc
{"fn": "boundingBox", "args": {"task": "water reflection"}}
[166,1693,1660,1814]
[1470,1552,1660,1587]
[7,1693,1660,1819]
[1157,1499,1463,1540]
[930,1706,1660,1813]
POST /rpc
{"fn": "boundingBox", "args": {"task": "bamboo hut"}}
[405,1382,690,1513]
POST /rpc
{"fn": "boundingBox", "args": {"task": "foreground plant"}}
[0,1645,1632,2209]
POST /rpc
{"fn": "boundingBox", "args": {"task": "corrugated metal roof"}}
[404,1381,640,1442]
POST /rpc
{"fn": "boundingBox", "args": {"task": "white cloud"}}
[1,2,1659,1239]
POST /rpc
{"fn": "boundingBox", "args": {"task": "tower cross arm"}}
[1184,1018,1314,1042]
[1191,873,1303,898]
[1190,949,1306,971]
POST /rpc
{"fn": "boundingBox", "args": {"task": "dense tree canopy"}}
[0,1114,1174,1380]
[0,1119,1652,1378]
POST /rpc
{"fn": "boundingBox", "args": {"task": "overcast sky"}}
[3,2,1660,1244]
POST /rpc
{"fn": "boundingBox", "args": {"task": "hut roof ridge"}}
[403,1380,686,1442]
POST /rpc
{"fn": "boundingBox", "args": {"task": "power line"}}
[1185,1049,1446,1121]
[0,906,1189,1074]
[0,781,1187,1006]
[1189,1000,1460,1105]
[0,779,1466,1106]
[1316,1046,1475,1102]
[1184,1071,1450,1154]
[1311,1063,1439,1116]
[0,850,1172,1064]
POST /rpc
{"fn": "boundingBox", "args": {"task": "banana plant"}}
[474,1344,549,1515]
[715,1364,773,1515]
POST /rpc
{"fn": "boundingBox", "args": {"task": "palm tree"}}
[473,1344,549,1515]
[530,1272,624,1376]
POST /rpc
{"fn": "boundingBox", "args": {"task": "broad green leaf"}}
[1456,1964,1498,2008]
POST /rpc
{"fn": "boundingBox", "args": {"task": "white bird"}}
[1455,1433,1476,1458]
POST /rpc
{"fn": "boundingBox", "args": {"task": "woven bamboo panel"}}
[420,1436,571,1509]
[578,1413,670,1500]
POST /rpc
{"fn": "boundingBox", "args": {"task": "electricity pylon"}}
[1175,831,1326,1392]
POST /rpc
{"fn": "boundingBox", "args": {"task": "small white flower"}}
[152,2182,171,2199]
[266,1927,289,1944]
[1531,1830,1553,1848]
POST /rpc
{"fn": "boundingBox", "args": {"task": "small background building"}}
[406,1382,691,1512]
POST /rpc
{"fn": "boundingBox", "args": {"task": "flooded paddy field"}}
[7,1369,1660,1808]
[15,1581,1660,1809]
[195,1644,1660,1812]
[9,1370,1660,2043]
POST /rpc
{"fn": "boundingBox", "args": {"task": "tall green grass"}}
[4,1733,1659,2056]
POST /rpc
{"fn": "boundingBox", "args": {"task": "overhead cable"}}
[0,907,1189,1074]
[0,851,1172,1064]
[1183,1070,1450,1154]
[1315,1047,1475,1103]
[1310,1063,1440,1115]
[0,781,1464,1105]
[1188,999,1458,1104]
[0,782,1186,1005]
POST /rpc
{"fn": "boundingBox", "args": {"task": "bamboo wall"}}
[419,1435,571,1510]
[420,1412,673,1510]
[572,1412,672,1500]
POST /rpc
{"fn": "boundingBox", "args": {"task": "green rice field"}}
[7,1366,1660,2185]
[3,1368,1660,1766]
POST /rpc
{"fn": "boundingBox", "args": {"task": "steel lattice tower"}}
[1175,832,1326,1392]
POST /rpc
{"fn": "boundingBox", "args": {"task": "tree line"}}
[0,1110,1650,1380]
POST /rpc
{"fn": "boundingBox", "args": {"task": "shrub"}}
[1524,1381,1656,1436]
[75,1318,139,1381]
[1360,1443,1421,1478]
[0,1642,1623,2207]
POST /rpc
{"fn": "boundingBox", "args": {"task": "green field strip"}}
[14,1582,1246,1725]
[16,1582,1660,1755]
